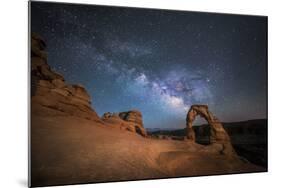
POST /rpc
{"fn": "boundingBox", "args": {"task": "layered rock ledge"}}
[102,110,147,137]
[31,33,100,121]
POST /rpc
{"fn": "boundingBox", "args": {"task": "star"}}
[31,1,268,128]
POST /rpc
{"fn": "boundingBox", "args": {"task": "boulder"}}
[119,110,143,127]
[102,110,147,137]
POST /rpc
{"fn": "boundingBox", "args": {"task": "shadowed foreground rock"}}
[186,105,236,156]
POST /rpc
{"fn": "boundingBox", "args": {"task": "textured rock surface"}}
[32,113,264,187]
[186,105,236,156]
[31,33,100,121]
[102,110,147,137]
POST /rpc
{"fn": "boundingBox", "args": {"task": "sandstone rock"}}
[119,110,143,127]
[31,32,47,60]
[186,105,236,156]
[102,110,147,137]
[102,112,112,119]
[51,79,65,88]
[186,127,195,141]
[119,110,147,137]
[31,33,64,82]
[31,33,100,121]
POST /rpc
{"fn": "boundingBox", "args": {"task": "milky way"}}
[31,2,267,128]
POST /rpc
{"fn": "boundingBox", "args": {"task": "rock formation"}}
[102,110,147,137]
[119,110,144,127]
[30,34,265,187]
[186,105,236,156]
[31,33,100,121]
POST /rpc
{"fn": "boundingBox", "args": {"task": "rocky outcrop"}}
[31,33,100,121]
[186,105,236,156]
[119,110,144,127]
[102,110,147,137]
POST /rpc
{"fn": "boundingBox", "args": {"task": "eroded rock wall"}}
[31,33,100,121]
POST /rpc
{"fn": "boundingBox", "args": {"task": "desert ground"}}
[31,104,264,186]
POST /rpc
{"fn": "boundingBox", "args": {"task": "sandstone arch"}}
[186,105,236,155]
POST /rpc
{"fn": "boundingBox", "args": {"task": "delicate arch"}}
[186,105,236,155]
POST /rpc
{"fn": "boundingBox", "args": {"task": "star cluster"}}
[31,2,267,128]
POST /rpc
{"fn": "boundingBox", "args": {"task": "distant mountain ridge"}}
[146,127,182,133]
[147,119,267,133]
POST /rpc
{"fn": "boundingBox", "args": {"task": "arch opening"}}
[192,117,211,145]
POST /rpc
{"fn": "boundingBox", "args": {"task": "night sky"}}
[31,2,267,129]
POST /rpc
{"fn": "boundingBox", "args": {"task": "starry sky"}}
[31,2,267,129]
